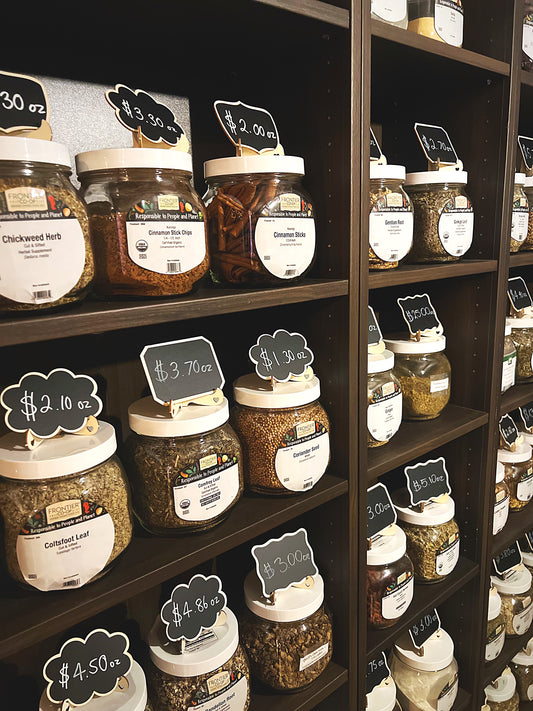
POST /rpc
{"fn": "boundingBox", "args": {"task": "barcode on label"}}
[28,574,37,580]
[284,269,298,276]
[33,289,52,302]
[303,481,313,489]
[167,261,181,273]
[62,578,80,588]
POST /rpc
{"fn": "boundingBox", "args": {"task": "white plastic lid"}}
[512,638,533,666]
[0,135,71,167]
[516,173,527,186]
[497,443,532,464]
[0,421,117,481]
[148,607,239,678]
[522,549,533,568]
[368,350,395,374]
[488,585,503,621]
[405,170,468,186]
[204,155,304,178]
[233,373,320,409]
[496,461,505,484]
[39,660,147,711]
[525,176,533,189]
[128,396,229,437]
[384,335,446,354]
[505,322,512,336]
[393,489,455,526]
[243,569,325,622]
[366,676,397,711]
[484,671,516,702]
[370,164,406,181]
[367,525,407,566]
[521,431,533,447]
[75,147,192,173]
[491,564,532,595]
[507,315,533,329]
[393,628,454,672]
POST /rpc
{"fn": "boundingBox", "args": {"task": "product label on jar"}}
[173,452,240,521]
[436,673,458,711]
[187,668,248,711]
[371,0,406,22]
[502,351,517,392]
[15,499,115,591]
[518,467,533,502]
[513,599,533,635]
[125,197,206,275]
[381,570,414,619]
[274,420,330,492]
[528,683,533,701]
[437,195,474,256]
[435,531,460,576]
[299,642,330,671]
[493,491,510,535]
[367,383,402,443]
[430,376,449,393]
[254,193,315,279]
[434,0,463,47]
[0,187,86,304]
[485,623,505,661]
[512,199,529,243]
[369,193,413,262]
[524,16,533,60]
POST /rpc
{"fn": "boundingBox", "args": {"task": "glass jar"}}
[367,350,403,448]
[371,0,408,28]
[407,0,463,46]
[523,14,533,71]
[203,155,316,286]
[147,608,250,711]
[404,171,473,263]
[498,443,533,512]
[0,421,132,591]
[491,565,533,637]
[230,373,330,495]
[367,675,403,711]
[367,524,414,629]
[493,462,510,536]
[385,334,450,420]
[393,489,460,583]
[239,570,332,692]
[390,627,459,711]
[486,585,506,663]
[507,316,533,382]
[369,164,414,270]
[511,174,529,252]
[0,136,94,313]
[484,670,520,711]
[511,641,533,701]
[502,322,517,393]
[76,148,209,298]
[524,178,533,249]
[124,396,243,535]
[521,545,533,577]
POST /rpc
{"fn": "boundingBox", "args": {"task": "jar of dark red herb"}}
[75,148,209,297]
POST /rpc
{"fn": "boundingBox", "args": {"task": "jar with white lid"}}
[389,627,459,711]
[0,421,132,591]
[484,670,519,711]
[507,316,533,382]
[486,585,506,663]
[146,608,250,711]
[40,660,152,711]
[239,570,332,692]
[497,444,533,512]
[203,155,316,286]
[393,489,460,583]
[491,565,533,637]
[502,322,517,393]
[230,373,330,495]
[124,396,243,535]
[385,334,450,420]
[369,164,414,270]
[371,0,408,28]
[511,640,533,701]
[0,136,94,312]
[493,461,510,536]
[404,171,473,263]
[367,675,403,711]
[407,0,463,46]
[76,148,209,298]
[367,525,414,629]
[521,543,533,577]
[367,350,402,447]
[511,173,529,252]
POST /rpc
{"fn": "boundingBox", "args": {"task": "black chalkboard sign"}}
[508,276,533,311]
[249,329,314,382]
[370,128,382,161]
[493,542,522,577]
[106,84,185,146]
[518,402,533,432]
[366,652,390,695]
[397,294,443,335]
[368,306,383,347]
[518,135,533,172]
[140,337,224,405]
[0,70,48,133]
[0,369,102,439]
[414,123,458,165]
[214,100,279,153]
[43,629,132,707]
[404,457,451,506]
[367,482,397,540]
[160,574,227,642]
[252,528,318,597]
[409,608,441,649]
[499,413,519,448]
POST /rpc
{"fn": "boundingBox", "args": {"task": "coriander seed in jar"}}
[367,350,402,447]
[511,173,529,252]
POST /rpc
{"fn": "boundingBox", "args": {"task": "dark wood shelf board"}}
[369,260,498,289]
[521,69,533,87]
[0,279,349,347]
[482,633,532,687]
[367,405,488,480]
[254,0,349,28]
[500,383,533,414]
[366,557,479,658]
[510,251,533,267]
[0,474,347,658]
[492,506,533,557]
[452,689,471,711]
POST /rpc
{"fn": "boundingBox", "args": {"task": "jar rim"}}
[128,396,229,437]
[244,569,325,622]
[404,170,468,186]
[204,155,304,178]
[233,373,320,409]
[369,164,406,181]
[490,565,532,594]
[75,147,193,174]
[0,135,71,167]
[393,628,455,671]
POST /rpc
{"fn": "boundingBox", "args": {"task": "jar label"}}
[502,352,517,392]
[435,532,459,576]
[513,600,533,635]
[517,469,533,502]
[436,673,458,711]
[381,570,414,619]
[524,16,533,60]
[367,387,402,443]
[493,493,510,535]
[371,0,406,22]
[0,187,85,304]
[512,202,529,243]
[274,420,330,492]
[299,642,330,671]
[430,376,449,393]
[187,669,248,711]
[369,196,413,262]
[434,0,463,47]
[485,624,505,661]
[437,197,474,256]
[528,683,533,701]
[173,452,240,521]
[16,499,114,591]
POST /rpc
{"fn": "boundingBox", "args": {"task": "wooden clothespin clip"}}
[116,676,130,692]
[292,576,315,590]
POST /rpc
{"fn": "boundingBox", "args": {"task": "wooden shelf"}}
[522,69,533,87]
[369,260,498,290]
[492,506,533,557]
[510,251,533,268]
[500,383,533,414]
[254,0,349,28]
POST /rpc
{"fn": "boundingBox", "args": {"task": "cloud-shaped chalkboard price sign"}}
[43,628,133,707]
[161,574,227,642]
[249,329,314,382]
[0,368,102,439]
